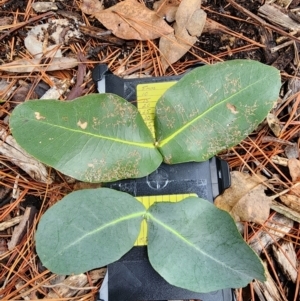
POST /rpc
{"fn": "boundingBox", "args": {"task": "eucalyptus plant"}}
[9,60,281,293]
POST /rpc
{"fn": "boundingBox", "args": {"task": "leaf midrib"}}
[148,213,256,278]
[44,210,145,264]
[26,118,155,148]
[158,77,267,147]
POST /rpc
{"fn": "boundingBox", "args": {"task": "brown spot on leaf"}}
[77,120,88,129]
[226,103,238,114]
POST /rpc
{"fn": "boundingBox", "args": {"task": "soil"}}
[0,1,300,301]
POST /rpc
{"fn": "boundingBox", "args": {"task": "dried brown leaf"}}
[267,113,282,137]
[24,20,82,58]
[284,143,299,159]
[154,0,180,22]
[159,0,206,71]
[0,57,78,73]
[288,158,300,182]
[47,274,88,298]
[215,171,271,224]
[81,0,104,15]
[81,0,173,40]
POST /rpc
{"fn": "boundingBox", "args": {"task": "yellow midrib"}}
[29,118,155,148]
[46,210,145,264]
[147,213,255,277]
[158,77,264,147]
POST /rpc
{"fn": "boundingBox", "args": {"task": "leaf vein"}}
[158,77,267,147]
[28,119,155,148]
[148,214,254,278]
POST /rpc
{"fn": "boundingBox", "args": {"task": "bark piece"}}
[267,113,282,137]
[258,3,300,31]
[7,207,37,250]
[280,194,300,213]
[0,129,51,183]
[288,158,300,182]
[271,200,300,223]
[253,261,288,301]
[272,241,297,282]
[259,27,278,64]
[0,216,23,231]
[271,45,294,71]
[249,213,293,255]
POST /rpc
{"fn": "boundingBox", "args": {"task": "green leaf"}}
[35,188,145,275]
[146,197,265,292]
[155,60,281,163]
[10,94,162,182]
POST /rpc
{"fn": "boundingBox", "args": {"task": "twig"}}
[0,11,55,40]
[270,40,294,53]
[66,52,87,100]
[0,216,22,231]
[41,283,97,290]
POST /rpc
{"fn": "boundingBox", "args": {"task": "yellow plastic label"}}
[137,81,176,136]
[135,193,197,246]
[134,81,197,245]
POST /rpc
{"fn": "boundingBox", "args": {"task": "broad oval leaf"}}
[146,197,265,293]
[155,60,281,163]
[10,94,162,182]
[35,188,145,275]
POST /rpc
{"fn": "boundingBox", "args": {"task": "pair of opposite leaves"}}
[10,60,281,183]
[35,188,266,292]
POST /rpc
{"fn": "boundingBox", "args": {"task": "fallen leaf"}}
[81,0,173,40]
[47,274,89,298]
[89,268,106,282]
[285,143,299,159]
[24,19,82,58]
[288,158,300,182]
[267,113,282,137]
[215,171,271,224]
[81,0,104,15]
[159,0,206,72]
[0,57,78,73]
[154,0,180,22]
